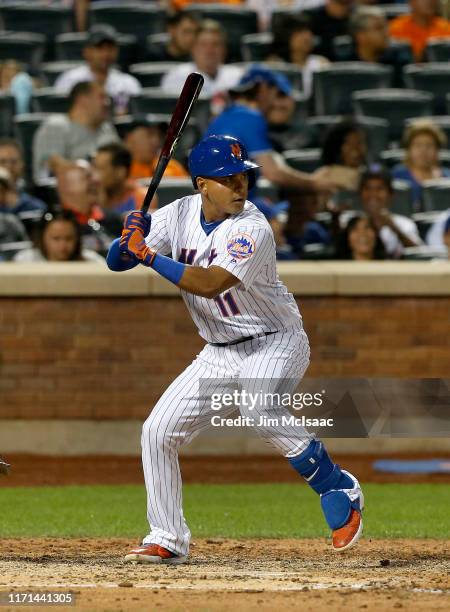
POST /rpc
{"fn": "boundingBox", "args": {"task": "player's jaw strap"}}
[289,440,361,530]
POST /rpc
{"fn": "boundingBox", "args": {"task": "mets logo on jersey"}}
[230,143,243,160]
[227,233,255,260]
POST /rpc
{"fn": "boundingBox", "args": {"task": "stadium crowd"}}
[0,0,449,262]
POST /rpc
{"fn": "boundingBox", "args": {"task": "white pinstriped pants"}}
[141,325,313,555]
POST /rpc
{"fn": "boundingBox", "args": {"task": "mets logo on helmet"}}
[230,143,243,159]
[227,233,255,260]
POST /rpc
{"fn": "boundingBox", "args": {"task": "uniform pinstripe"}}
[141,195,314,556]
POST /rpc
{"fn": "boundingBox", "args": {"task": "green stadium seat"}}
[89,3,166,42]
[313,63,393,116]
[0,32,45,70]
[353,88,434,142]
[403,64,450,115]
[424,39,450,62]
[241,33,273,63]
[145,33,170,62]
[305,115,389,162]
[30,88,70,114]
[55,32,137,70]
[39,61,84,87]
[0,3,73,60]
[332,36,353,61]
[391,179,413,216]
[283,149,322,173]
[447,93,450,115]
[380,4,409,20]
[411,211,443,241]
[256,178,279,202]
[13,113,51,186]
[267,62,303,92]
[129,88,212,133]
[146,178,195,208]
[401,246,447,260]
[185,5,258,62]
[0,93,15,137]
[129,63,182,88]
[422,179,450,212]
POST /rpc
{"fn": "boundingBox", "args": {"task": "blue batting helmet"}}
[188,135,260,190]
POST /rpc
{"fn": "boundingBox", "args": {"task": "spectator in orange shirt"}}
[389,0,450,60]
[123,119,189,181]
[170,0,242,10]
[93,142,157,215]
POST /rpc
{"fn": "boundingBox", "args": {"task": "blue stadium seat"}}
[0,31,45,71]
[313,63,393,116]
[89,3,166,42]
[129,63,182,88]
[353,88,434,142]
[403,64,450,115]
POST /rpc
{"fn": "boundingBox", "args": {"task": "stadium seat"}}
[391,179,414,216]
[267,62,303,92]
[13,113,51,186]
[401,245,447,260]
[421,179,450,212]
[256,178,279,202]
[447,93,450,115]
[39,61,84,87]
[145,33,170,62]
[30,88,70,114]
[185,5,258,62]
[129,88,212,133]
[313,63,393,116]
[241,33,273,62]
[305,115,389,162]
[380,148,450,169]
[0,31,46,71]
[55,32,137,70]
[146,178,195,208]
[353,89,434,142]
[380,4,409,20]
[270,9,296,34]
[403,64,450,115]
[332,36,413,65]
[0,94,15,137]
[0,4,73,60]
[129,63,182,88]
[89,2,166,41]
[283,149,322,173]
[424,38,450,62]
[412,211,443,241]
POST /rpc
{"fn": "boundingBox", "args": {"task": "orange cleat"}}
[124,543,187,565]
[332,508,363,552]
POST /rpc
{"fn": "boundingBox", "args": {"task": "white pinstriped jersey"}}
[145,193,302,343]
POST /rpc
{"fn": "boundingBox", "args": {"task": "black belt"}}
[209,331,278,347]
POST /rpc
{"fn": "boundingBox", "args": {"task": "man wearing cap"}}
[206,64,337,194]
[54,25,141,115]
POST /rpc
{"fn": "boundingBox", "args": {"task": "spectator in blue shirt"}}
[205,64,338,196]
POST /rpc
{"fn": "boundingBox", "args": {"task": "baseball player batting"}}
[107,135,364,565]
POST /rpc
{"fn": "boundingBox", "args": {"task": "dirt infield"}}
[3,453,450,487]
[0,538,449,611]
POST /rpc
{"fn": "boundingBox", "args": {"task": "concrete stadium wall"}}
[0,262,449,454]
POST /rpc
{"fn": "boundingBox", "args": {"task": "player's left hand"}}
[123,210,152,237]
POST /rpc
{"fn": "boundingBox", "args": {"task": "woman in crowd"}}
[336,212,386,260]
[269,14,329,98]
[392,119,450,211]
[14,209,104,262]
[0,60,33,114]
[315,119,368,206]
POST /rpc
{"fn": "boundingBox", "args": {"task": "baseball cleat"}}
[124,544,187,565]
[332,508,363,552]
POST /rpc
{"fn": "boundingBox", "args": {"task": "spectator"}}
[123,119,189,180]
[93,143,156,215]
[57,160,122,255]
[348,7,412,85]
[389,0,450,61]
[269,14,329,98]
[54,25,141,116]
[0,169,28,258]
[147,11,200,62]
[426,208,450,248]
[0,138,46,216]
[359,167,422,258]
[206,64,338,195]
[336,212,386,260]
[13,209,104,262]
[392,119,450,210]
[0,60,33,114]
[315,118,367,193]
[161,20,243,97]
[305,0,352,60]
[33,81,119,183]
[267,87,311,152]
